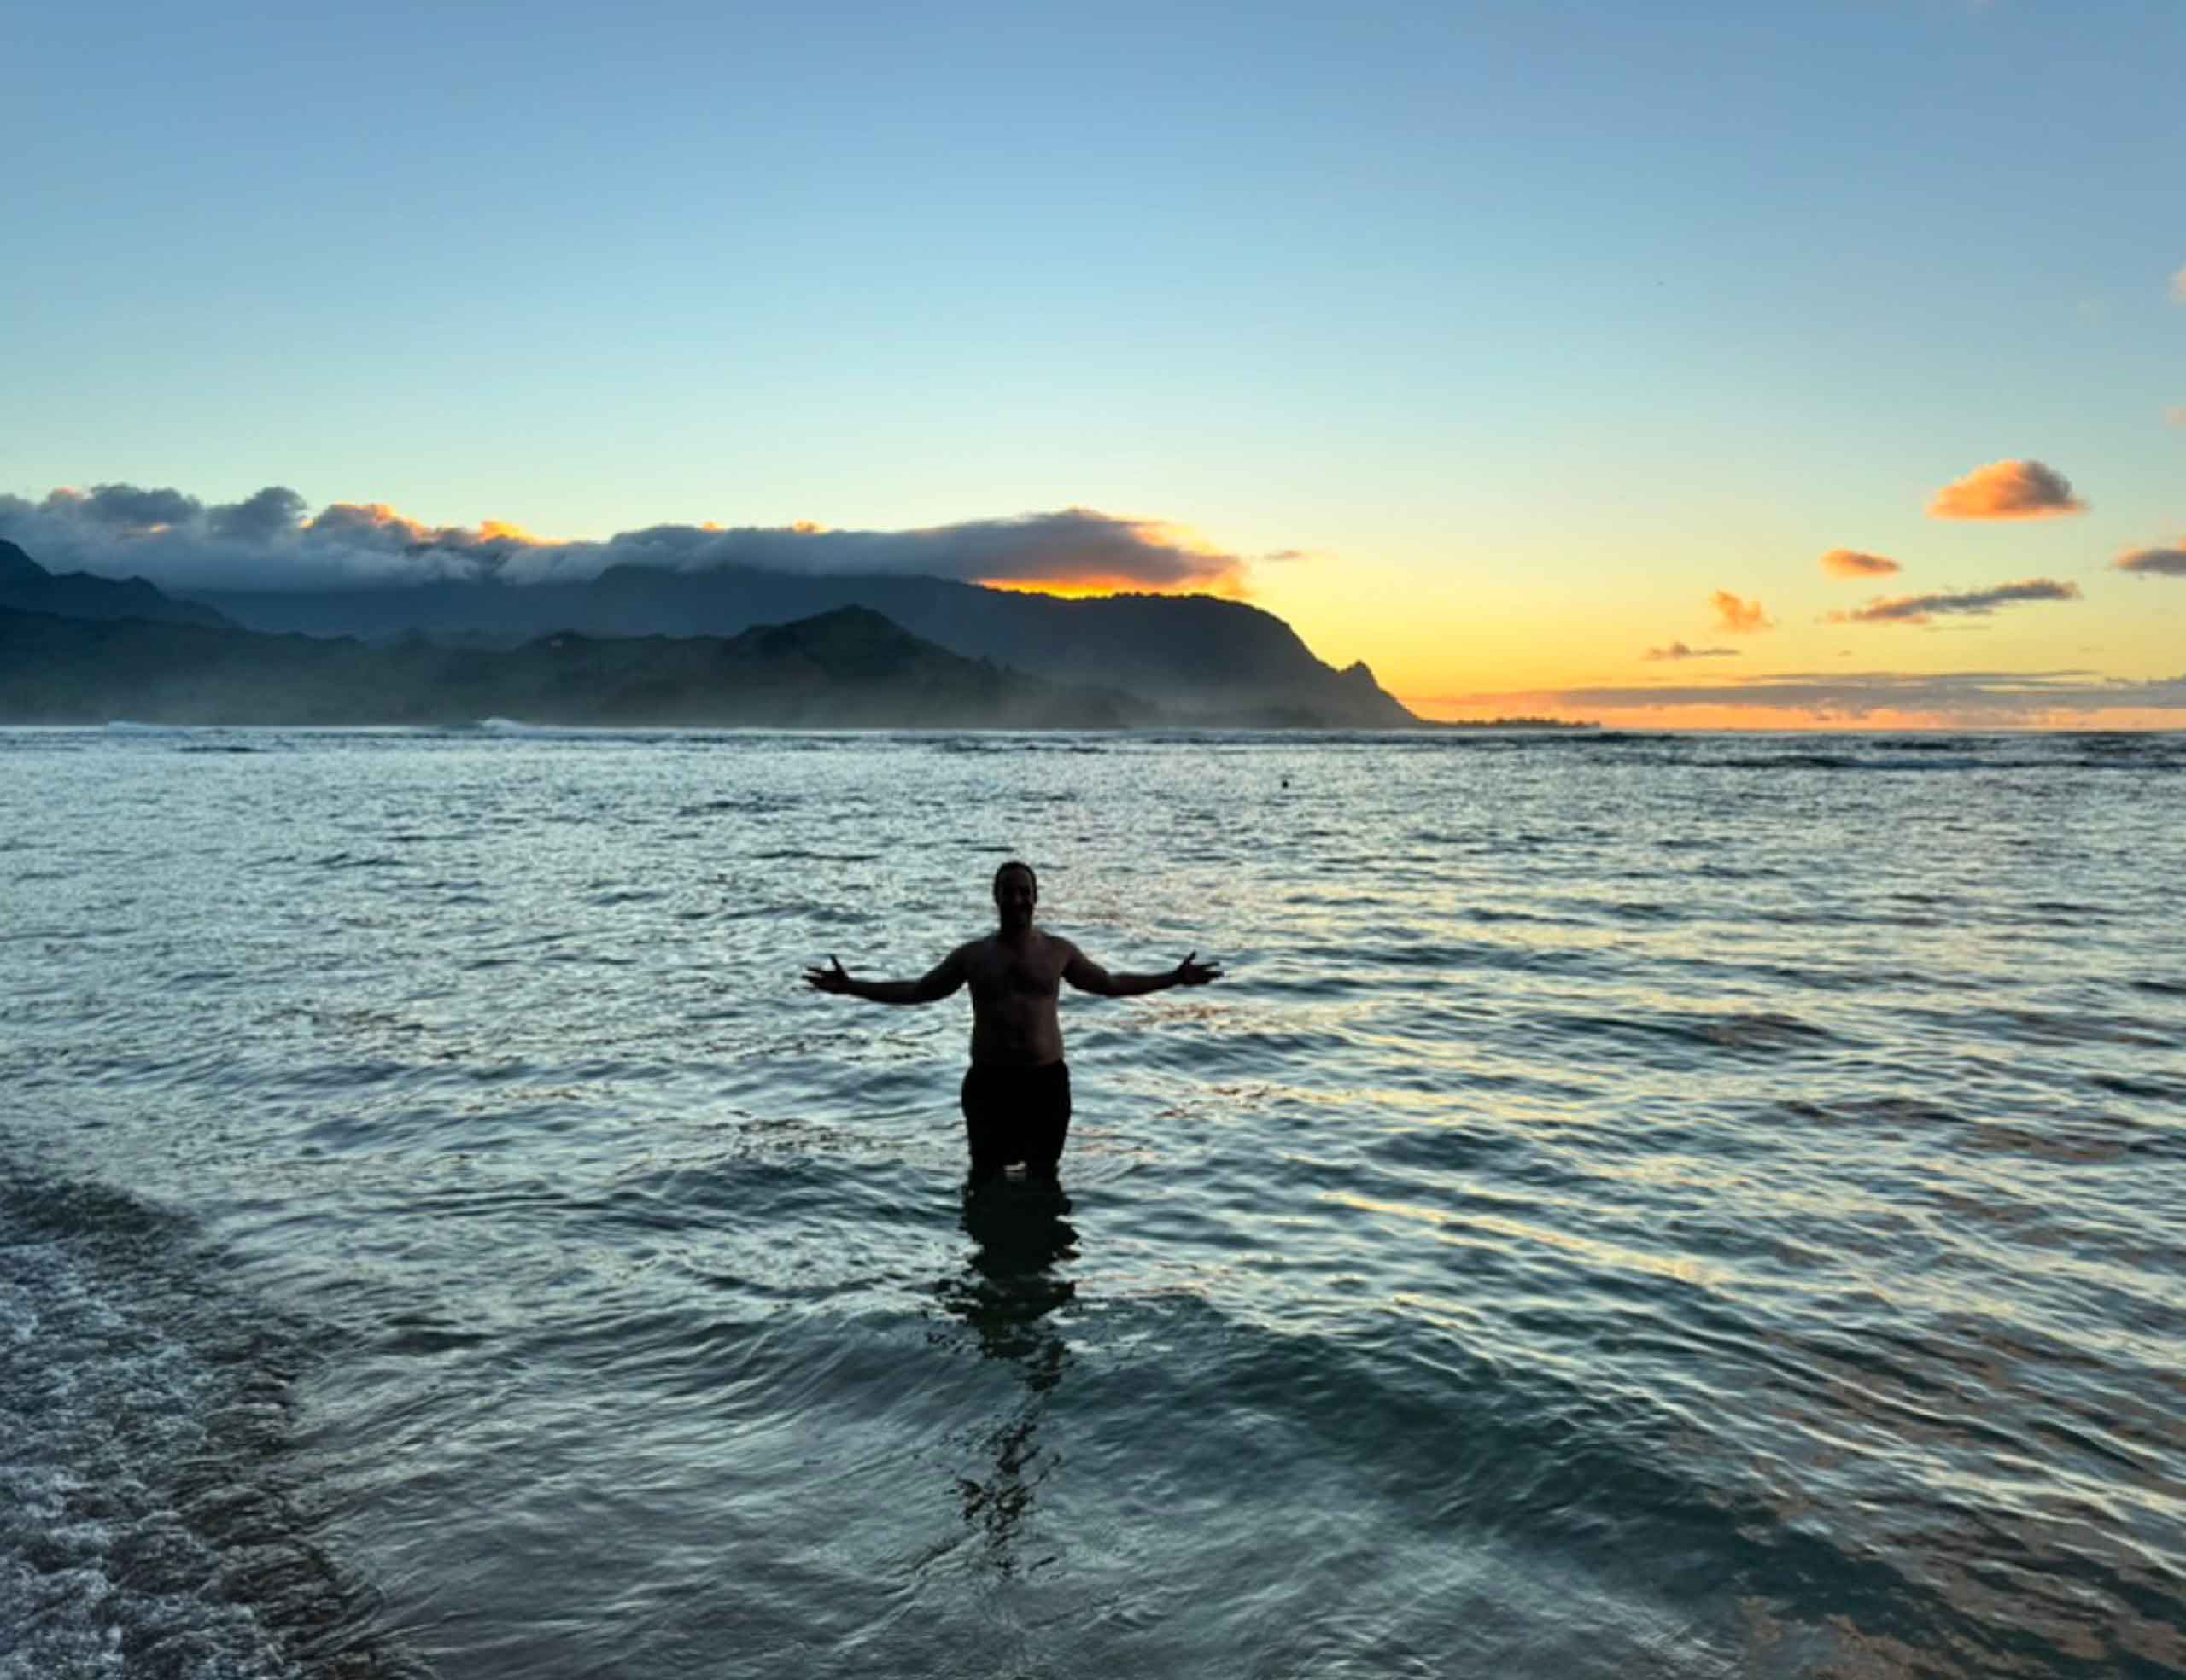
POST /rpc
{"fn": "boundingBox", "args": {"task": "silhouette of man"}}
[804,860,1221,1181]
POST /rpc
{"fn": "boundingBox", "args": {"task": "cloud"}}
[2166,407,2186,429]
[1926,459,2085,521]
[2117,544,2186,577]
[2171,264,2186,304]
[0,485,1248,595]
[1710,590,1774,633]
[208,486,309,542]
[1645,641,1739,661]
[59,483,202,529]
[1827,578,2080,626]
[1820,548,1901,579]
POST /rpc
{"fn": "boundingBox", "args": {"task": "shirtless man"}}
[803,860,1221,1181]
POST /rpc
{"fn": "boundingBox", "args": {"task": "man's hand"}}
[804,955,853,994]
[1173,952,1223,987]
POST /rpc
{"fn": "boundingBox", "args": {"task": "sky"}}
[5,0,2182,726]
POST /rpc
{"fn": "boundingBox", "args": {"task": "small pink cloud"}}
[1710,590,1774,633]
[1927,459,2085,521]
[2171,264,2186,304]
[1820,548,1901,579]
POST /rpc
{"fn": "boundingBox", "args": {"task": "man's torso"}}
[960,928,1073,1066]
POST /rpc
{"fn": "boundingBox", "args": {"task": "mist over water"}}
[3,727,2182,1678]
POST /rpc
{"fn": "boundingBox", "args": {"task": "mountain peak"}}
[0,538,236,630]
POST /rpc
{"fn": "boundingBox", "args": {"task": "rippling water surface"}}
[3,727,2182,1678]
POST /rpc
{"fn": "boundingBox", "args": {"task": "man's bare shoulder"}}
[955,933,1008,973]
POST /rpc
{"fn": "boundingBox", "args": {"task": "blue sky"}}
[8,0,2183,720]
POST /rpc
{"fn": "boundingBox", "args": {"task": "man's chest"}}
[967,940,1063,998]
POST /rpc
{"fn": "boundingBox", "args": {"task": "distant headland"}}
[0,535,1594,730]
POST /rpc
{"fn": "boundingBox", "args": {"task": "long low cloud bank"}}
[1828,578,2081,625]
[1421,668,2186,723]
[0,484,1247,593]
[1645,641,1739,661]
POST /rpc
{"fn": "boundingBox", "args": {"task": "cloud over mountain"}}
[2116,544,2186,577]
[1926,460,2085,521]
[0,485,1248,595]
[1820,548,1900,578]
[1827,578,2080,625]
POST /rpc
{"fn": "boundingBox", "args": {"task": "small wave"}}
[1984,1007,2174,1050]
[2088,1072,2186,1109]
[1714,751,1866,770]
[1606,899,1686,923]
[1549,1008,1837,1060]
[1705,747,2049,773]
[1528,729,1680,745]
[2062,731,2178,753]
[1872,735,1979,752]
[675,796,803,817]
[309,851,403,871]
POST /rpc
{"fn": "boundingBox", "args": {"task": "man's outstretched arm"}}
[804,948,966,1005]
[1061,945,1222,999]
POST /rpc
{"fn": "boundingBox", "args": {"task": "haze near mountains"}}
[197,563,1413,727]
[0,538,1417,728]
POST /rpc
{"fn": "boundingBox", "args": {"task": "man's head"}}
[992,860,1037,930]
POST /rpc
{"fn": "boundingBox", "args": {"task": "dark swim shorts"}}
[960,1060,1072,1178]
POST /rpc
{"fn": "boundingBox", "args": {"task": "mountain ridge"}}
[194,563,1419,726]
[0,538,236,631]
[0,536,1429,726]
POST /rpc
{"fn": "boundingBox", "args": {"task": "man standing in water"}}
[804,861,1221,1181]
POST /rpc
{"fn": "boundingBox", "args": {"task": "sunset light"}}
[2,3,2179,732]
[974,576,1183,599]
[7,6,2183,1676]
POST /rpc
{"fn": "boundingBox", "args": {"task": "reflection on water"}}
[935,1179,1078,1576]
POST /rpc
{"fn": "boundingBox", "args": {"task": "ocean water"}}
[2,726,2181,1680]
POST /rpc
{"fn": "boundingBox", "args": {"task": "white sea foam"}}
[0,1174,417,1679]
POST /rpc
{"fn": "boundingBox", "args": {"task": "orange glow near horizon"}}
[975,573,1247,601]
[1400,695,2186,731]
